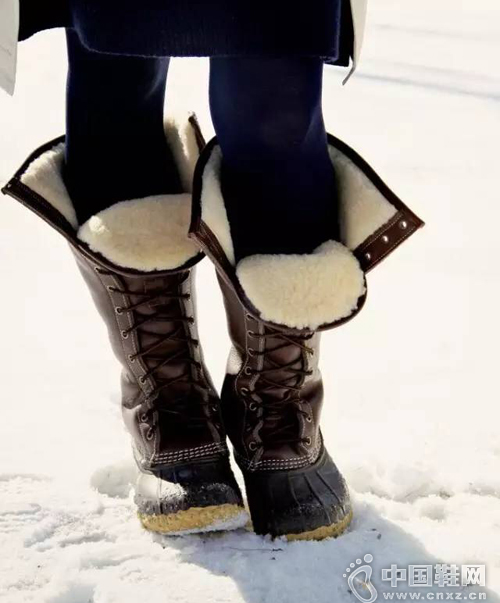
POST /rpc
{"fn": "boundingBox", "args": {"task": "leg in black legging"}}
[209,57,338,262]
[64,30,182,225]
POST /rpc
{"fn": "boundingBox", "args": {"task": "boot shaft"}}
[2,115,228,469]
[190,132,425,471]
[73,250,223,464]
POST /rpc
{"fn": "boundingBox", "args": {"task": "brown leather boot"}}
[2,116,247,535]
[190,134,424,540]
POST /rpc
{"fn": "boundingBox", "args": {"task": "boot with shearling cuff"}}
[2,116,248,536]
[189,134,424,540]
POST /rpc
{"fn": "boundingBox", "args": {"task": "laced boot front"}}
[218,278,352,540]
[3,117,248,535]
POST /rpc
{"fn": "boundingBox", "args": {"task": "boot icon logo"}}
[344,554,378,603]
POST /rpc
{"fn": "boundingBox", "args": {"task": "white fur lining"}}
[237,241,365,330]
[78,194,196,272]
[19,117,200,271]
[201,142,398,265]
[200,147,235,265]
[22,142,78,229]
[198,138,399,329]
[330,147,397,249]
[164,118,199,194]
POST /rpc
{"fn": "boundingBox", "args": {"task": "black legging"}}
[65,31,337,260]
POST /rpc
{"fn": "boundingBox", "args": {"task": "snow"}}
[1,1,500,601]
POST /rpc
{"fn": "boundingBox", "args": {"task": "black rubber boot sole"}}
[242,447,352,540]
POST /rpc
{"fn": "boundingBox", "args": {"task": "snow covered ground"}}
[1,1,499,602]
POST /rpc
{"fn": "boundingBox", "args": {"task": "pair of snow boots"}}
[2,115,423,540]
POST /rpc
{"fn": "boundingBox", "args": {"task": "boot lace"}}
[244,328,314,448]
[102,270,211,428]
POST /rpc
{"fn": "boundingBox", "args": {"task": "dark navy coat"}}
[19,0,354,66]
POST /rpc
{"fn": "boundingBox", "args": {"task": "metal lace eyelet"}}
[248,348,255,357]
[107,285,114,292]
[248,402,257,412]
[248,441,258,451]
[115,307,123,315]
[247,330,255,338]
[146,428,154,441]
[139,376,146,384]
[94,266,103,274]
[188,317,195,325]
[246,313,253,321]
[211,405,219,414]
[306,415,313,423]
[121,330,129,339]
[244,367,252,376]
[305,437,312,446]
[128,354,135,363]
[240,387,249,396]
[140,413,148,423]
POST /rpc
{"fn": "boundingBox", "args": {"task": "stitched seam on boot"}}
[154,442,224,457]
[152,442,227,463]
[235,441,322,471]
[151,451,226,465]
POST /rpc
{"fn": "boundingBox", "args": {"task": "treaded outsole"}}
[285,508,353,541]
[138,503,248,535]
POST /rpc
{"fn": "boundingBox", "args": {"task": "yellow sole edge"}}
[139,503,247,535]
[285,509,354,542]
